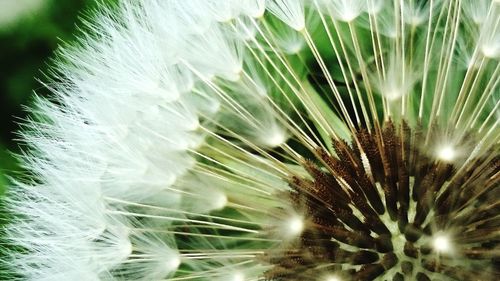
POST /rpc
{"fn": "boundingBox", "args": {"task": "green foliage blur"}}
[0,0,114,195]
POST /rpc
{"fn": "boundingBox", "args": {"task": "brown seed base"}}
[265,121,499,281]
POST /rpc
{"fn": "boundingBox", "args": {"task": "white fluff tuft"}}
[3,0,499,280]
[266,0,305,31]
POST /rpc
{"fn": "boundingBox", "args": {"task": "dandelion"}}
[2,0,499,280]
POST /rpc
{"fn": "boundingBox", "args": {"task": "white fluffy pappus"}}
[2,0,499,281]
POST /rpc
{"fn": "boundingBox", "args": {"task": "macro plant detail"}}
[1,0,499,281]
[268,121,499,280]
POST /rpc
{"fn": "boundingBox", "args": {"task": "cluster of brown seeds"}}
[266,121,499,281]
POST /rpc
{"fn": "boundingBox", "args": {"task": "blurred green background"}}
[0,0,113,195]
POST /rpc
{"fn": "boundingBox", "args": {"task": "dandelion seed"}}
[2,0,499,281]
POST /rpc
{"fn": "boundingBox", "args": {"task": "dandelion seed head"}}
[3,0,499,280]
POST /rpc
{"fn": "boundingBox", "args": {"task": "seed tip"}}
[432,234,452,253]
[287,215,304,236]
[436,146,456,162]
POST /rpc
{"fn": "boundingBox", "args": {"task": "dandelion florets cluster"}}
[1,1,499,281]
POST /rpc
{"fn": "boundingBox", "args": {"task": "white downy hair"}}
[2,0,499,281]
